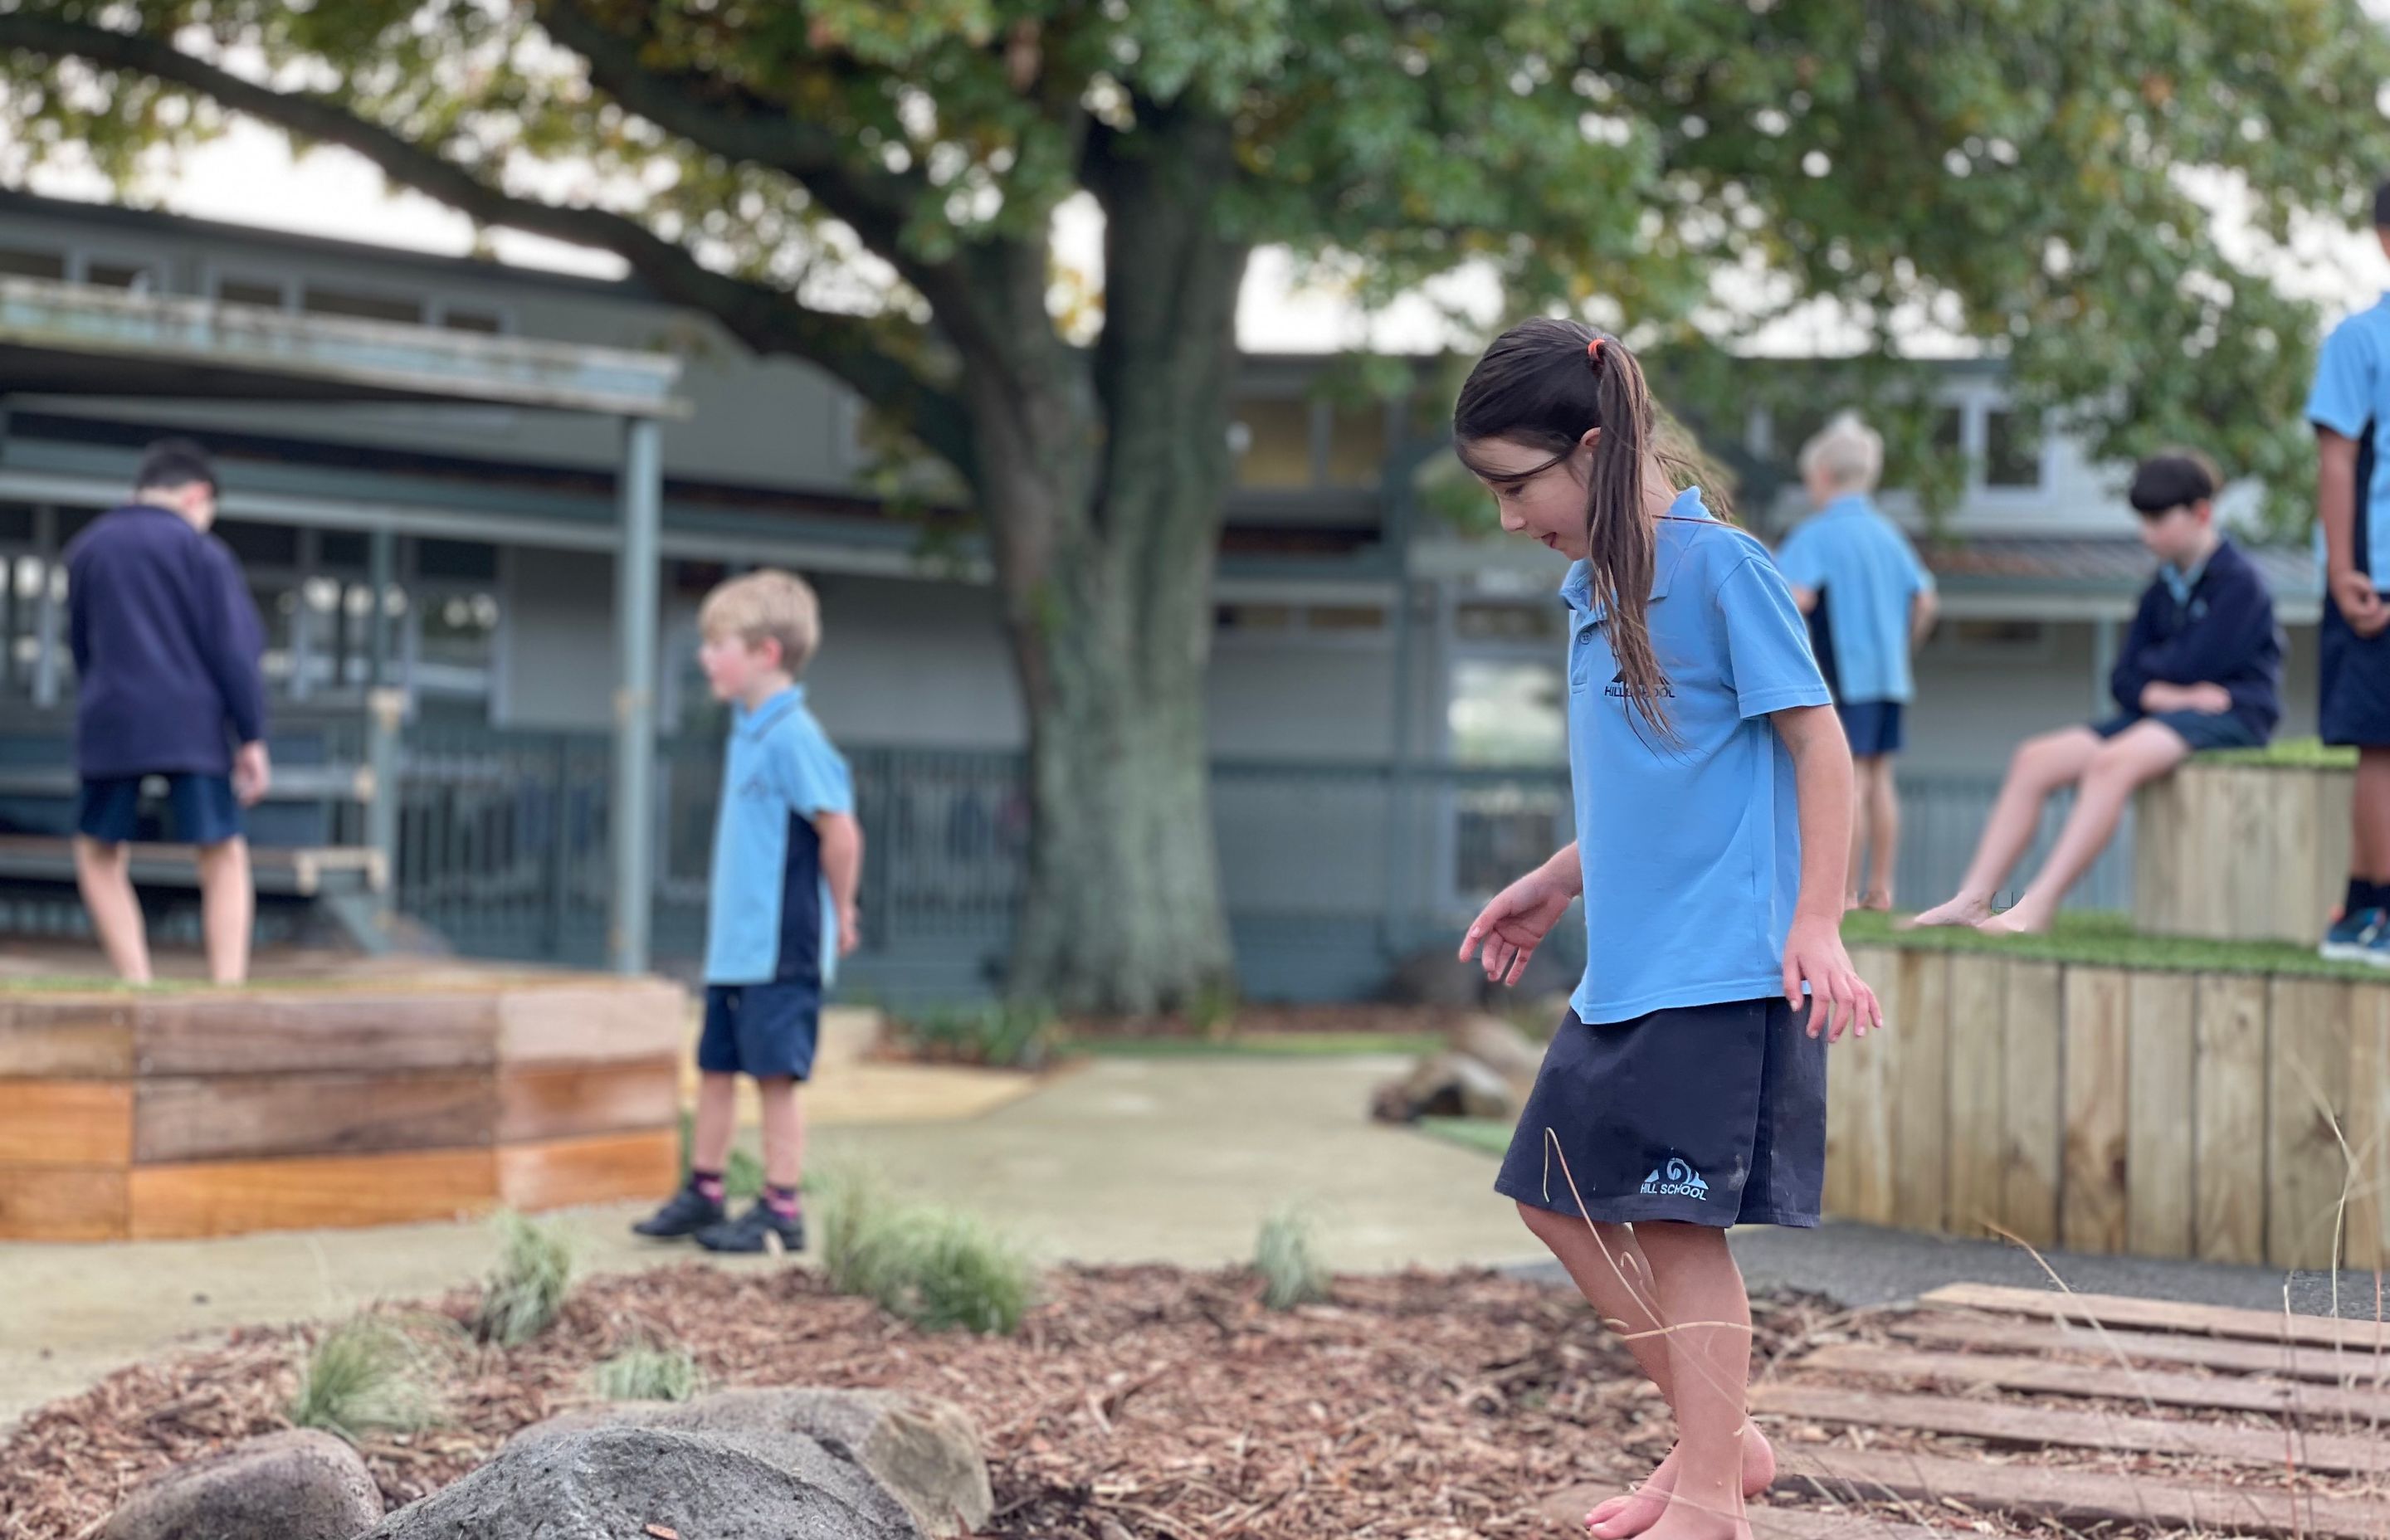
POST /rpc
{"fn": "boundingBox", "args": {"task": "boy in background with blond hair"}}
[633,569,862,1253]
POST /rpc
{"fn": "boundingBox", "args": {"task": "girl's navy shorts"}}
[2321,597,2390,748]
[1495,997,1824,1229]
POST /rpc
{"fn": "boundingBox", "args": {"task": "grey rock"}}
[365,1425,908,1540]
[1449,1014,1545,1094]
[1370,1050,1519,1123]
[99,1429,383,1540]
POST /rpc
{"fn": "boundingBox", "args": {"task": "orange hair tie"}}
[1588,336,1605,366]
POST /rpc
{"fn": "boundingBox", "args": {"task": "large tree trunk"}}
[976,111,1250,1015]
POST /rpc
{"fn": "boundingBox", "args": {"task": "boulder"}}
[509,1386,990,1537]
[1369,1050,1519,1123]
[99,1429,383,1540]
[364,1425,909,1540]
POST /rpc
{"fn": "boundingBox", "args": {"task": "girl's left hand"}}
[1783,916,1881,1043]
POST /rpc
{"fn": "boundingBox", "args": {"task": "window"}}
[1984,407,2043,489]
[0,246,66,280]
[215,520,300,568]
[1216,602,1295,634]
[1231,406,1312,490]
[1453,600,1563,646]
[415,537,499,582]
[303,285,423,324]
[1933,404,1963,453]
[84,260,155,292]
[1306,603,1386,632]
[216,278,288,309]
[439,307,505,334]
[1939,617,2051,661]
[1323,403,1388,488]
[1216,601,1387,641]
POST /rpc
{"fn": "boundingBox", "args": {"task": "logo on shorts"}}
[1641,1156,1710,1200]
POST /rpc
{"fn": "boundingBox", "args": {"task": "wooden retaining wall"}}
[0,977,683,1240]
[2134,760,2353,946]
[1832,946,2388,1270]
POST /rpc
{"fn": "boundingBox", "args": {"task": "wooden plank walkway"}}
[1885,1310,2390,1386]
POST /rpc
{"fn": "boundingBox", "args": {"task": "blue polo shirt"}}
[1563,489,1833,1025]
[702,686,855,988]
[1770,494,1934,704]
[2308,295,2390,586]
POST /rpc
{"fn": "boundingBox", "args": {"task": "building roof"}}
[1928,534,2319,597]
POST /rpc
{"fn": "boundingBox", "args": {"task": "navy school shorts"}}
[1495,997,1824,1229]
[2320,596,2390,748]
[1835,699,1905,758]
[697,980,822,1080]
[2090,710,2264,754]
[76,772,243,846]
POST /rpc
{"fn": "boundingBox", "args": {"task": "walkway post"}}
[611,416,662,975]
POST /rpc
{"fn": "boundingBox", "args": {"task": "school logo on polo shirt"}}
[1641,1156,1710,1199]
[1604,669,1677,702]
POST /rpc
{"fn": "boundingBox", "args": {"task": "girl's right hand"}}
[1459,871,1577,987]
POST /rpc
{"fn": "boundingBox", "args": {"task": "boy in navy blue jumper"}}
[632,569,863,1255]
[66,439,270,984]
[2305,178,2390,964]
[1911,451,2280,934]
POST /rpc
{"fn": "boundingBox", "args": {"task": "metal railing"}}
[384,731,2129,997]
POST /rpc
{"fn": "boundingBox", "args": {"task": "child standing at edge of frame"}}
[632,569,863,1254]
[1453,319,1880,1540]
[2307,177,2390,966]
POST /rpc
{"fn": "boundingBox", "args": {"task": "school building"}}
[0,190,2325,1000]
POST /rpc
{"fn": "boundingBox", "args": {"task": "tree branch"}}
[0,11,978,480]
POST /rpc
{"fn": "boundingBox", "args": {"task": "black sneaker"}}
[695,1200,806,1255]
[632,1185,725,1240]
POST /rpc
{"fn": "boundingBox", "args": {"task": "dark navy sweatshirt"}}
[2108,536,2283,740]
[66,504,268,779]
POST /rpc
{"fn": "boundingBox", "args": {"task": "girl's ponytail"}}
[1583,336,1671,738]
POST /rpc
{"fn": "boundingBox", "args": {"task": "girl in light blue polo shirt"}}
[1452,318,1880,1540]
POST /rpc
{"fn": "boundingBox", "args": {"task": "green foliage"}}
[819,1167,1034,1336]
[471,1210,576,1347]
[2197,736,2360,770]
[1843,909,2387,981]
[1252,1206,1333,1310]
[287,1318,442,1440]
[890,998,1058,1070]
[592,1341,705,1402]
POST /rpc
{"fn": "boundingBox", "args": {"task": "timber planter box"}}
[0,974,683,1240]
[2133,749,2355,946]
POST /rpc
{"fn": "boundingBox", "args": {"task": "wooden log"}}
[1784,1445,2383,1540]
[129,1148,496,1238]
[496,1129,677,1212]
[2059,967,2129,1253]
[496,982,686,1065]
[497,1059,679,1143]
[0,1166,127,1240]
[1890,950,1948,1231]
[2345,982,2390,1271]
[134,1070,498,1163]
[1942,953,2006,1239]
[1917,1282,2390,1350]
[2193,972,2270,1265]
[1998,960,2062,1247]
[0,995,136,1077]
[1754,1382,2390,1474]
[2125,970,2197,1257]
[135,992,498,1076]
[1887,1311,2390,1386]
[1799,1342,2390,1421]
[0,1079,132,1165]
[1845,945,1898,1225]
[2269,977,2355,1270]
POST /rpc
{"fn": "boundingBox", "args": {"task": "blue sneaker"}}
[2320,908,2388,964]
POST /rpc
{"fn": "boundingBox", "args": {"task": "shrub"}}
[287,1318,441,1439]
[472,1209,576,1345]
[1253,1206,1332,1310]
[820,1167,1034,1335]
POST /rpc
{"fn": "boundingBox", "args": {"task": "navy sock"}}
[2365,880,2390,913]
[764,1183,801,1219]
[690,1168,725,1203]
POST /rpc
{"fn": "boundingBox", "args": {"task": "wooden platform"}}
[1836,945,2389,1269]
[0,977,683,1240]
[2134,758,2353,945]
[1740,1284,2390,1540]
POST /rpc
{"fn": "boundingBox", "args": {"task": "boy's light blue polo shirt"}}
[2308,295,2390,587]
[703,685,856,988]
[1770,494,1934,703]
[1562,489,1833,1025]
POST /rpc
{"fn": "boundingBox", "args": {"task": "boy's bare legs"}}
[1844,759,1872,910]
[756,1075,805,1195]
[1863,757,1900,909]
[194,836,252,985]
[1518,1203,1773,1538]
[1907,727,2101,928]
[73,836,152,984]
[691,1070,739,1176]
[2353,748,2390,886]
[1632,1222,1756,1540]
[1980,720,2188,935]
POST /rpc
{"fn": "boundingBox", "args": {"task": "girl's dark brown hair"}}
[1452,318,1707,738]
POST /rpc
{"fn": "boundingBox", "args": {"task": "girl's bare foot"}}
[1634,1494,1753,1540]
[1585,1430,1776,1539]
[1974,906,2050,936]
[1857,889,1894,913]
[1899,894,1991,930]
